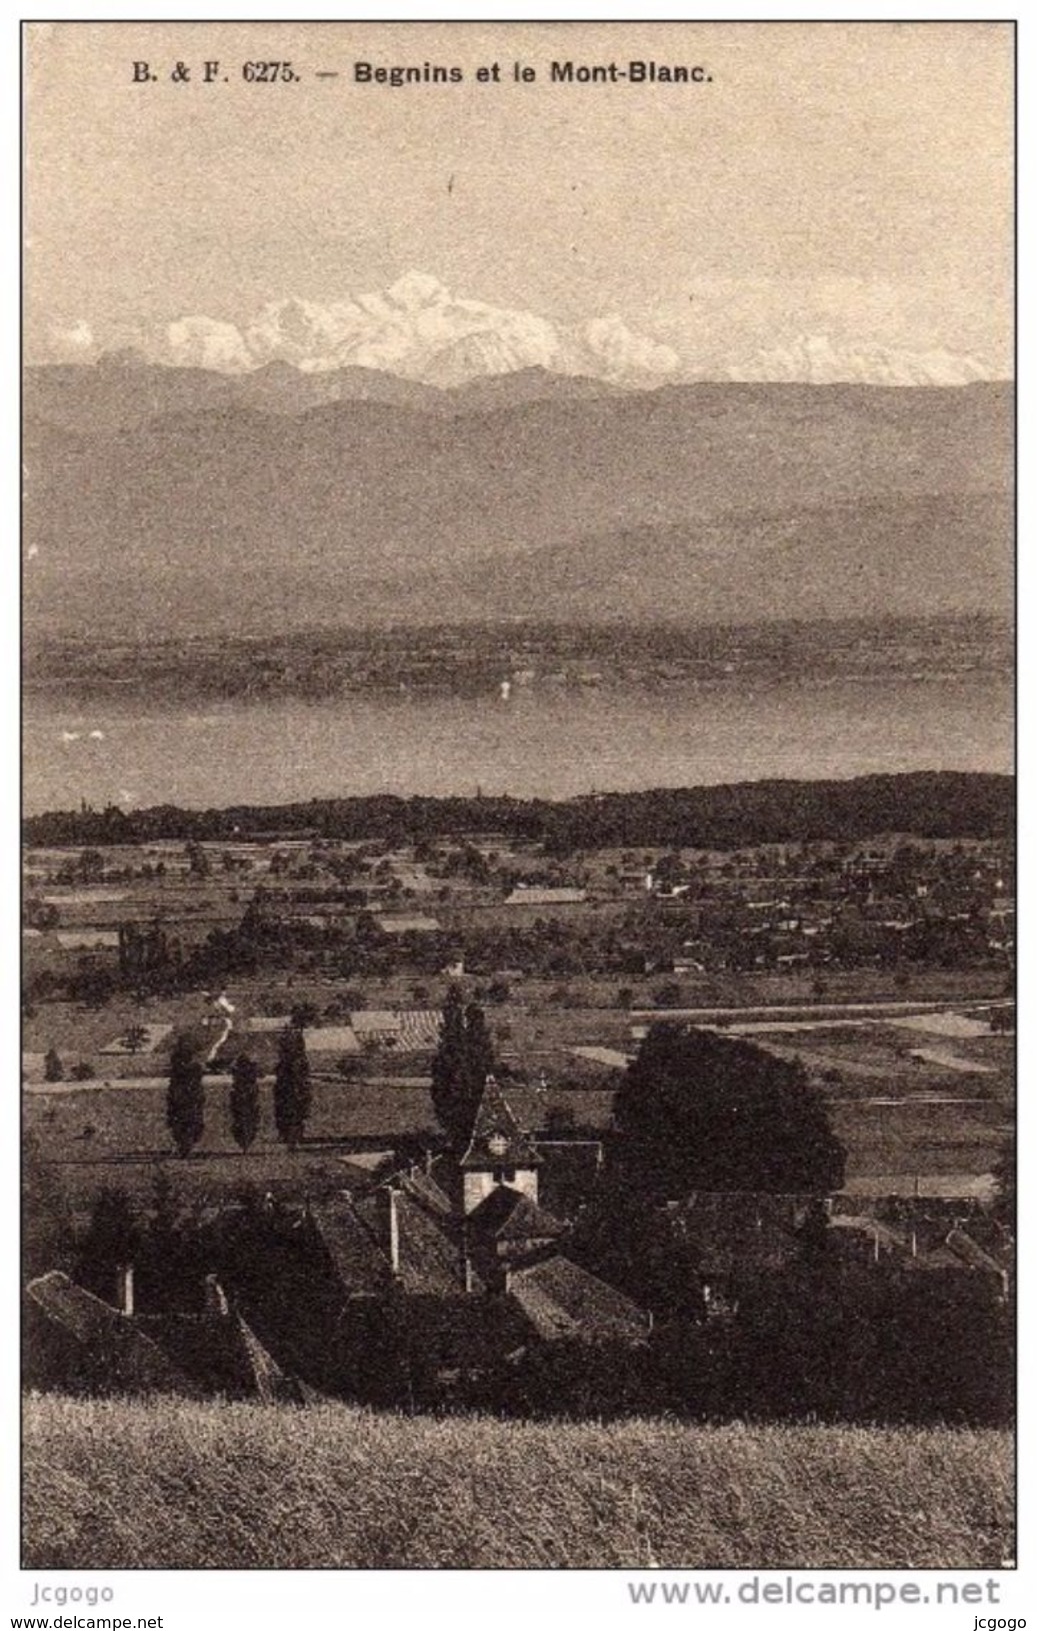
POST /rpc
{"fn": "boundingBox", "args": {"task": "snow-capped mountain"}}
[45,274,1000,388]
[144,274,682,387]
[724,333,991,387]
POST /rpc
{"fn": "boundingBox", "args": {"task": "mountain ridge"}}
[36,272,1005,389]
[23,367,1012,638]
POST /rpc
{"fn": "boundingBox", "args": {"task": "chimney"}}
[204,1274,230,1317]
[116,1262,134,1317]
[387,1186,401,1276]
[463,1231,476,1295]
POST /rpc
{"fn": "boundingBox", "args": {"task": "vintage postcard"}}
[20,17,1014,1597]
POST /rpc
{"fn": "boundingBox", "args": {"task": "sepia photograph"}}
[20,18,1015,1582]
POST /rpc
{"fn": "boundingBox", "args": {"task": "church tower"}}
[460,1075,541,1215]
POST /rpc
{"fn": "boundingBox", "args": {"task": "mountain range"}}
[24,359,1012,636]
[44,272,1000,390]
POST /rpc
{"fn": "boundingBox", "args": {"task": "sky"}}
[24,20,1014,370]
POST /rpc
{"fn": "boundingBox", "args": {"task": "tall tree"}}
[612,1023,845,1198]
[229,1053,261,1154]
[431,984,468,1145]
[76,1184,140,1301]
[166,1036,205,1158]
[462,1002,496,1109]
[430,987,496,1148]
[273,1024,311,1151]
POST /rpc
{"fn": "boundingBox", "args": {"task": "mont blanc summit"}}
[40,274,997,390]
[137,276,678,388]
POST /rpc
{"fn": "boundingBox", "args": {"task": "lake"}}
[23,673,1013,816]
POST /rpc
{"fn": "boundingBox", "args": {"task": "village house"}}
[25,1267,312,1403]
[25,1075,649,1407]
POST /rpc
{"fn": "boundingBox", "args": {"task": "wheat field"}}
[22,1393,1013,1570]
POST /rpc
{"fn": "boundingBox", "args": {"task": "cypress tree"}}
[431,987,496,1149]
[431,984,468,1147]
[229,1053,261,1154]
[462,1002,495,1128]
[166,1037,205,1158]
[273,1024,311,1151]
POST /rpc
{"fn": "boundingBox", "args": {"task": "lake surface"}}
[23,674,1013,815]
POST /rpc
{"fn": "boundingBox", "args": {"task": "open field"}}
[22,1394,1013,1570]
[23,1076,616,1209]
[24,1057,1008,1211]
[23,822,1013,1214]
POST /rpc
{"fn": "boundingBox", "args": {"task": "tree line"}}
[23,771,1013,852]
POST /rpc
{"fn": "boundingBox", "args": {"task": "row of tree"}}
[165,1026,312,1158]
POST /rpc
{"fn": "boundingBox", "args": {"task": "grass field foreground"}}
[23,1394,1012,1570]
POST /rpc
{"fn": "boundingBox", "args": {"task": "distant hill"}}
[22,356,617,434]
[381,494,1011,625]
[23,772,1014,849]
[23,371,1013,637]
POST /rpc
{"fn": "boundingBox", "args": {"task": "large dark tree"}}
[612,1023,845,1197]
[75,1184,140,1301]
[229,1053,261,1154]
[166,1037,205,1158]
[273,1024,312,1151]
[431,986,495,1148]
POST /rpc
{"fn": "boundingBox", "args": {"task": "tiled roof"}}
[309,1201,394,1295]
[138,1307,306,1402]
[944,1228,1010,1280]
[350,1185,471,1296]
[394,1193,467,1296]
[26,1271,198,1396]
[234,1313,311,1403]
[509,1256,648,1344]
[661,1193,817,1276]
[467,1186,566,1243]
[341,1151,396,1177]
[461,1076,541,1170]
[398,1169,454,1216]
